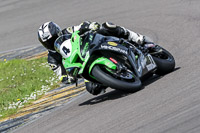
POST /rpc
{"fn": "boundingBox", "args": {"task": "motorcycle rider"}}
[38,21,154,95]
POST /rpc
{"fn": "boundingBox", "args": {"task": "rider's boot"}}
[126,29,145,45]
[127,30,156,49]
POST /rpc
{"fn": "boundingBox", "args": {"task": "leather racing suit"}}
[48,21,148,95]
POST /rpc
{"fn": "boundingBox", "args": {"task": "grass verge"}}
[0,57,59,119]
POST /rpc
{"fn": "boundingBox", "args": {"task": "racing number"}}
[62,46,70,56]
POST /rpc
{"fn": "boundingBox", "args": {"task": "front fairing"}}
[54,32,93,75]
[54,33,82,67]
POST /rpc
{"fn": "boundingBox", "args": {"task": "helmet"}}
[38,21,61,51]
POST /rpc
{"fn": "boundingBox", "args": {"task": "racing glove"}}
[89,22,100,31]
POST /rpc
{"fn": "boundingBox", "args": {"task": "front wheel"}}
[151,45,175,75]
[91,65,142,92]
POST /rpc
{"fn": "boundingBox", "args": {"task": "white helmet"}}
[38,21,61,51]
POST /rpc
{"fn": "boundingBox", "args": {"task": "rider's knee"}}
[85,81,104,95]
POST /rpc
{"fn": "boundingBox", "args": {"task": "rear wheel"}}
[151,46,175,75]
[92,65,142,92]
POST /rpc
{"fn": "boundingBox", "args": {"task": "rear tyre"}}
[151,46,175,75]
[92,65,142,92]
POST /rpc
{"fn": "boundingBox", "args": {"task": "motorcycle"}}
[54,31,175,92]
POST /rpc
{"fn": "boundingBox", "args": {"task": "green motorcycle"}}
[54,31,175,92]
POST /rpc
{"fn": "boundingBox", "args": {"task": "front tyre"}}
[92,65,142,92]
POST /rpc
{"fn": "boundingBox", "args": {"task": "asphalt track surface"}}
[1,0,200,132]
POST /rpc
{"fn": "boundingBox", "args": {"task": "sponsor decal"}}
[74,35,77,41]
[108,42,118,46]
[89,35,93,41]
[101,45,127,54]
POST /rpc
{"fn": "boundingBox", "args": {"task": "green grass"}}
[0,57,59,118]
